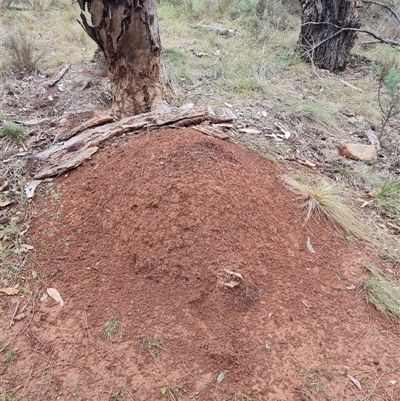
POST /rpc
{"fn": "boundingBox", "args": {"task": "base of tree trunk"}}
[297,0,361,71]
[79,0,174,118]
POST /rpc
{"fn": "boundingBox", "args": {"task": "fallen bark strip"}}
[47,64,70,87]
[55,111,114,142]
[29,105,233,179]
[33,147,99,179]
[190,24,242,37]
[191,125,230,140]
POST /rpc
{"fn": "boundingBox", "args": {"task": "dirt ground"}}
[1,127,399,400]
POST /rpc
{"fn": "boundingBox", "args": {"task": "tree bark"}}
[297,0,361,71]
[78,0,174,118]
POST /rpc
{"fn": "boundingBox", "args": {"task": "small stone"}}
[339,143,377,162]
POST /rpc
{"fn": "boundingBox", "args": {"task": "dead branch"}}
[360,0,400,24]
[47,64,70,87]
[190,24,242,37]
[300,22,400,53]
[78,12,98,44]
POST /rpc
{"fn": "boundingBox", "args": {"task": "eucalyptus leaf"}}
[217,371,226,383]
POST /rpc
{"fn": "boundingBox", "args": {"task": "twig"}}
[190,24,242,37]
[211,150,228,188]
[339,79,364,92]
[301,22,400,51]
[89,339,125,365]
[182,77,218,93]
[361,0,400,24]
[10,300,22,326]
[181,355,196,378]
[47,64,70,87]
[81,309,91,337]
[75,185,104,229]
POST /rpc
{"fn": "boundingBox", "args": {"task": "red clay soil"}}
[3,128,400,400]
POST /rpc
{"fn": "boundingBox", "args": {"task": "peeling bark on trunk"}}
[297,0,361,71]
[78,0,173,118]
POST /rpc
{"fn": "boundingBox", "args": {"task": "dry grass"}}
[0,0,96,73]
[2,28,43,72]
[284,176,371,242]
[364,265,400,319]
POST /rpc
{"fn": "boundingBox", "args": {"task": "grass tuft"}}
[160,383,186,401]
[102,315,124,341]
[3,28,42,73]
[4,346,18,363]
[364,265,400,319]
[142,333,164,361]
[0,122,24,140]
[28,0,53,12]
[290,99,341,132]
[284,176,371,241]
[376,178,400,219]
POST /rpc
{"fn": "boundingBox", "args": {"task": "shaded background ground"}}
[2,129,399,400]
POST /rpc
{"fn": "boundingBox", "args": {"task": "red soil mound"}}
[5,129,399,400]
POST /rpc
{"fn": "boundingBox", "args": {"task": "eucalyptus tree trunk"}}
[78,0,173,118]
[297,0,361,71]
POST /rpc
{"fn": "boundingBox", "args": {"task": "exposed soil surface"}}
[3,128,400,400]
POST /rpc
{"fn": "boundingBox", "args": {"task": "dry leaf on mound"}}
[0,181,8,191]
[217,371,226,383]
[20,244,34,252]
[13,313,26,321]
[348,375,362,390]
[0,200,12,208]
[306,237,316,253]
[47,288,64,307]
[0,287,20,295]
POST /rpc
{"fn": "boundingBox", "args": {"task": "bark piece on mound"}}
[28,105,233,179]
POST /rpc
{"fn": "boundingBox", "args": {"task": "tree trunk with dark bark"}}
[297,0,361,71]
[78,0,173,118]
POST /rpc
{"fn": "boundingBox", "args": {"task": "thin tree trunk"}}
[297,0,361,71]
[78,0,173,118]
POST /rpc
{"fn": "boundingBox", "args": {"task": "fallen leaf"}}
[239,128,262,135]
[348,375,362,390]
[224,281,240,288]
[20,244,34,252]
[346,284,356,290]
[46,288,64,307]
[0,181,8,191]
[217,371,226,383]
[13,313,26,321]
[361,200,372,208]
[275,122,291,139]
[0,287,19,295]
[301,300,311,308]
[306,237,316,254]
[40,293,48,302]
[0,200,12,208]
[390,380,397,385]
[25,180,42,199]
[32,271,38,279]
[224,269,244,280]
[304,160,316,167]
